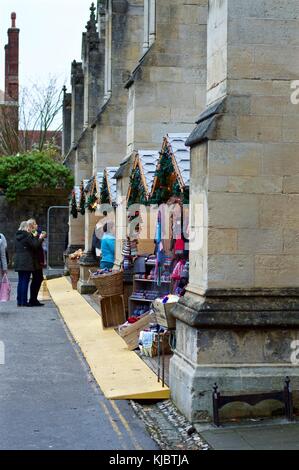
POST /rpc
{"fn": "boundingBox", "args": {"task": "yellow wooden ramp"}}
[47,277,170,400]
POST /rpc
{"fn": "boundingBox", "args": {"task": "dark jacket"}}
[14,230,43,272]
[32,229,46,269]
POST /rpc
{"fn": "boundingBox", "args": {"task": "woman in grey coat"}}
[0,232,8,279]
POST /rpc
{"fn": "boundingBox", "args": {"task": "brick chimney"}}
[5,12,19,102]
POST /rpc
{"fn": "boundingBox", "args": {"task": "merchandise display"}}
[138,325,172,357]
[122,237,138,271]
[90,267,117,277]
[118,138,190,371]
[129,254,171,315]
[69,249,84,260]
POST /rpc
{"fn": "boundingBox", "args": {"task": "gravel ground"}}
[130,399,210,450]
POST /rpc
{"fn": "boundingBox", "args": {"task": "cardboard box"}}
[99,294,126,329]
[119,312,154,350]
[141,331,172,357]
[153,299,177,329]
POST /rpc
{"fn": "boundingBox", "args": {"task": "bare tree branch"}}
[0,76,63,156]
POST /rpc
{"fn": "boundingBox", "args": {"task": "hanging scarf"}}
[155,210,162,244]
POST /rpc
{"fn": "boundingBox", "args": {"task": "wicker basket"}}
[90,270,124,297]
[69,267,80,290]
[67,257,80,269]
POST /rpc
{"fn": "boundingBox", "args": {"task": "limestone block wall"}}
[68,214,85,248]
[70,61,84,146]
[93,0,144,173]
[189,0,299,290]
[75,129,93,185]
[126,0,208,152]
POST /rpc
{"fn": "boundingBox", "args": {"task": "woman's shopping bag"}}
[0,274,11,302]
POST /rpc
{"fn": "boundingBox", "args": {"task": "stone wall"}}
[126,0,208,152]
[92,0,145,173]
[0,190,69,268]
[170,0,299,424]
[189,0,299,291]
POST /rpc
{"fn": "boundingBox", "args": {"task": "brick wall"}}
[0,190,69,268]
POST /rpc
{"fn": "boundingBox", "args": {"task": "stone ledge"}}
[79,251,98,266]
[173,291,299,328]
[204,287,299,297]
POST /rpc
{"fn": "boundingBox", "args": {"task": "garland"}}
[100,175,110,204]
[128,166,148,207]
[70,190,78,218]
[149,146,190,206]
[173,180,182,197]
[85,186,98,212]
[155,147,174,185]
[79,184,86,215]
[150,147,175,205]
[183,187,189,205]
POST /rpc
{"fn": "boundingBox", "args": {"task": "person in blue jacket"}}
[100,222,115,270]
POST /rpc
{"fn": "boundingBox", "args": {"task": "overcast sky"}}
[0,0,93,92]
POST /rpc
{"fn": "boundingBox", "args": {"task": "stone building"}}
[170,0,299,423]
[63,0,299,424]
[63,0,208,292]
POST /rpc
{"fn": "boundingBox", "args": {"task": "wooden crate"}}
[151,332,172,356]
[141,332,172,357]
[123,281,133,315]
[153,299,176,329]
[137,239,155,254]
[99,294,126,329]
[118,312,154,350]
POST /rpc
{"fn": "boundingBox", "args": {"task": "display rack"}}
[128,258,171,315]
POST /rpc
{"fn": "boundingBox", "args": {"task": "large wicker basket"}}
[67,256,80,290]
[90,270,124,297]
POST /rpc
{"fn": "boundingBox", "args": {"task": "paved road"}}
[0,274,159,450]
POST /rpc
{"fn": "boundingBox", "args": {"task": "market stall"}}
[87,166,126,325]
[99,166,118,207]
[135,133,190,311]
[120,151,160,313]
[120,134,190,380]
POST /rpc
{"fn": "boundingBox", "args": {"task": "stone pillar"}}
[75,128,93,184]
[170,0,299,424]
[92,0,143,173]
[82,3,102,128]
[71,61,84,146]
[77,209,99,294]
[62,86,72,158]
[114,159,134,267]
[67,213,85,254]
[76,3,105,293]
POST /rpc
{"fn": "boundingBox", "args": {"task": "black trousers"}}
[30,269,43,303]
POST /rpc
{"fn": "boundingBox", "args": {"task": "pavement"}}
[198,420,299,450]
[3,272,299,451]
[0,273,159,450]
